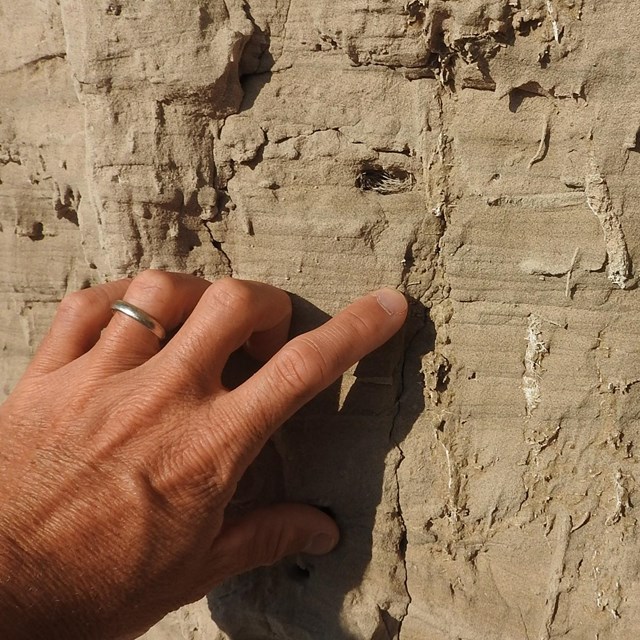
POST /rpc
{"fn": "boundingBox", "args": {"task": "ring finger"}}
[96,270,212,371]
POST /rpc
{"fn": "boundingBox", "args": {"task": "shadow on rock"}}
[207,294,431,639]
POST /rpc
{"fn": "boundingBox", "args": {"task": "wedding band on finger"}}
[111,300,167,340]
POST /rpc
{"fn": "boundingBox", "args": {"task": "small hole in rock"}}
[356,166,414,195]
[288,562,311,581]
[28,222,44,241]
[436,361,450,392]
[538,46,551,68]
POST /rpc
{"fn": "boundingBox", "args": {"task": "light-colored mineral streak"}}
[523,314,547,416]
[585,172,632,289]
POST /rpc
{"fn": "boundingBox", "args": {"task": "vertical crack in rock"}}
[390,84,454,637]
[585,172,632,289]
[389,329,418,635]
[538,511,571,640]
[281,0,293,57]
[203,221,232,275]
[204,222,233,276]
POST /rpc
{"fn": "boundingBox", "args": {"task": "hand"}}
[0,271,408,640]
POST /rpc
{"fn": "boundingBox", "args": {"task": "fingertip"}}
[372,288,408,317]
[304,530,340,555]
[208,503,340,579]
[303,507,340,555]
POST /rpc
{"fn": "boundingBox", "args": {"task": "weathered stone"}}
[3,1,640,638]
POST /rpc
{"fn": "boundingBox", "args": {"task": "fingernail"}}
[304,532,338,555]
[374,288,407,316]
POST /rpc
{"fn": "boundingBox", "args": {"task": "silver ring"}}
[111,300,167,340]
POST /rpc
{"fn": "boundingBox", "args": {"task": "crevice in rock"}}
[239,4,275,77]
[389,303,429,636]
[389,352,412,637]
[1,52,67,77]
[203,220,232,275]
[391,84,456,637]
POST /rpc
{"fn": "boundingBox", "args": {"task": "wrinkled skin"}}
[0,271,407,640]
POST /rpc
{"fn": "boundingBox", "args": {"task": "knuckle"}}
[340,309,374,342]
[56,289,95,321]
[151,436,234,505]
[128,269,177,301]
[271,338,329,395]
[203,278,254,315]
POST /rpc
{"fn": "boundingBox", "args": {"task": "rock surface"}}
[2,1,640,638]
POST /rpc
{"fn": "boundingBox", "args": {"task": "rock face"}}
[2,1,640,638]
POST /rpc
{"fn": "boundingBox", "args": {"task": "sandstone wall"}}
[2,1,640,638]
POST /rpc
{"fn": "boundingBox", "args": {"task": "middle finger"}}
[157,278,292,391]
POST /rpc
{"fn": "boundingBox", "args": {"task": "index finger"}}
[217,288,408,473]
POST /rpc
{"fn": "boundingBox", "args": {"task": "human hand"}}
[0,271,408,640]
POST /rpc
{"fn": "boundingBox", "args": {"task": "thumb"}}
[209,503,340,580]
